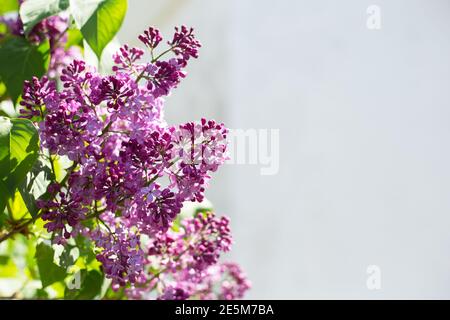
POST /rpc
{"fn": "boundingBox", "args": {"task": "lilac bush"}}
[0,1,249,300]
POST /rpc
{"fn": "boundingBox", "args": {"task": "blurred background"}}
[119,0,450,299]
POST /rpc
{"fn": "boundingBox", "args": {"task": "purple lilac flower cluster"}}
[21,25,249,299]
[134,212,250,300]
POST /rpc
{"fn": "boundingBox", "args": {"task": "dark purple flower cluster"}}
[157,262,251,300]
[217,263,252,300]
[169,26,201,66]
[37,183,88,243]
[171,119,229,202]
[136,212,249,300]
[91,75,136,110]
[112,44,144,73]
[145,59,186,98]
[138,27,162,49]
[133,26,201,98]
[158,286,190,300]
[19,76,56,119]
[92,220,145,288]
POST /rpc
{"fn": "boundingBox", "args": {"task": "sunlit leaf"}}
[0,0,19,15]
[7,189,31,221]
[8,118,40,190]
[70,0,127,59]
[35,242,67,288]
[0,37,50,104]
[65,28,83,49]
[0,255,18,277]
[20,0,70,35]
[0,117,39,216]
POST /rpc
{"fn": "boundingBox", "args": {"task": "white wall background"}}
[119,0,450,299]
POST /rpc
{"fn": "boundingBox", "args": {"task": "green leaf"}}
[0,117,13,179]
[18,179,40,218]
[17,153,72,218]
[65,269,103,299]
[34,288,49,298]
[0,117,12,215]
[24,235,39,279]
[8,188,32,220]
[74,234,96,264]
[0,117,39,217]
[0,82,7,100]
[0,0,19,15]
[0,255,18,277]
[65,28,83,49]
[0,37,50,104]
[0,116,12,213]
[59,251,75,269]
[0,117,39,188]
[53,155,72,183]
[18,155,53,218]
[70,0,127,59]
[0,255,9,265]
[20,0,70,35]
[0,200,6,226]
[35,242,67,288]
[8,118,39,189]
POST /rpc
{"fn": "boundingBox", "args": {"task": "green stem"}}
[97,216,117,240]
[99,120,113,137]
[151,46,176,63]
[49,154,57,182]
[0,212,43,243]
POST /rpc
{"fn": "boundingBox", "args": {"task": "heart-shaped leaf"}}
[35,242,67,288]
[70,0,127,59]
[0,116,39,214]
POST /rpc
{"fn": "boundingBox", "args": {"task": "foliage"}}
[0,37,50,104]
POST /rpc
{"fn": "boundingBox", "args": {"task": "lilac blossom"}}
[143,212,246,300]
[138,26,163,49]
[19,76,56,119]
[17,23,249,300]
[169,25,202,66]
